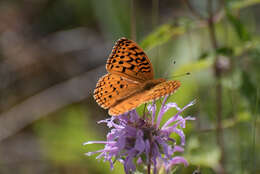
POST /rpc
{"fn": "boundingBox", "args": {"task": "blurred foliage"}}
[141,24,186,50]
[33,105,124,174]
[0,0,259,174]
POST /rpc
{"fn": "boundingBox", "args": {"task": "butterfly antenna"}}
[165,72,191,79]
[164,59,190,79]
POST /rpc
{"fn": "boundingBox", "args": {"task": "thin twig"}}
[152,0,160,77]
[207,1,226,174]
[152,0,159,28]
[252,88,258,173]
[147,162,151,174]
[148,132,153,174]
[131,0,136,41]
[183,0,226,173]
[182,0,205,20]
[183,0,225,24]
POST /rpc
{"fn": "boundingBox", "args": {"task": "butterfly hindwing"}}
[106,38,154,82]
[108,80,181,116]
[94,73,141,109]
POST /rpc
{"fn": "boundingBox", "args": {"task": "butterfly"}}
[93,37,181,116]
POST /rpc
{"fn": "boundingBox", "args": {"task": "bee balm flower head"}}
[84,97,195,174]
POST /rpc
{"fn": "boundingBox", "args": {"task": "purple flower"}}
[84,96,195,174]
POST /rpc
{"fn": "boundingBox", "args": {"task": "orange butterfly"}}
[94,37,181,116]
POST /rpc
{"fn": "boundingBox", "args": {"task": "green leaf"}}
[216,47,234,56]
[141,24,186,50]
[240,71,258,112]
[198,52,209,60]
[226,11,251,42]
[229,0,260,10]
[239,47,260,113]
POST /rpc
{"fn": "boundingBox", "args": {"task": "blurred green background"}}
[0,0,259,174]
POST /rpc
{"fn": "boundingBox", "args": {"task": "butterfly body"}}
[142,78,166,90]
[94,37,181,116]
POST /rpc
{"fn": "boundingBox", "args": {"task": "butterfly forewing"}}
[94,73,141,109]
[106,38,154,82]
[108,80,181,116]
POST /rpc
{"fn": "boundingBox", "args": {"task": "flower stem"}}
[147,132,153,174]
[147,163,151,174]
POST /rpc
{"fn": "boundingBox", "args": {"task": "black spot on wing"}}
[139,62,150,66]
[129,46,138,51]
[126,57,134,63]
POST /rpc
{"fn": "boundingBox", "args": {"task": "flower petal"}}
[147,101,156,123]
[162,100,196,129]
[167,156,188,168]
[174,128,186,146]
[124,149,137,174]
[134,130,145,155]
[155,136,170,158]
[145,139,150,164]
[165,102,181,111]
[156,96,169,127]
[173,145,184,153]
[83,141,116,145]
